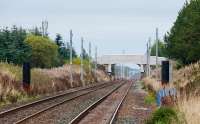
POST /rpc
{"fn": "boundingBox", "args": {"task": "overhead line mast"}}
[70,30,73,87]
[81,37,84,86]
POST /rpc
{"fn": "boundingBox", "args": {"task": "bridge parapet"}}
[97,54,166,65]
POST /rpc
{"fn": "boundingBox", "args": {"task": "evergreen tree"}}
[0,26,31,64]
[165,0,200,65]
[29,27,43,36]
[82,48,89,60]
[150,40,167,57]
[55,34,64,47]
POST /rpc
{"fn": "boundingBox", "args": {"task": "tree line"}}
[151,0,200,67]
[0,25,89,68]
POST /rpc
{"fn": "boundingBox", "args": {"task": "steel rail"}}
[69,82,126,124]
[109,82,132,124]
[0,82,109,118]
[14,82,121,124]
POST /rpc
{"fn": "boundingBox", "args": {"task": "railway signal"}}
[23,62,31,92]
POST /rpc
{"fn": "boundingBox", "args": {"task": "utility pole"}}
[81,37,84,86]
[95,46,98,79]
[156,28,159,81]
[69,30,73,87]
[89,42,92,75]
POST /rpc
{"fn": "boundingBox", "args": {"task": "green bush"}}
[144,92,156,105]
[25,35,59,68]
[146,107,179,124]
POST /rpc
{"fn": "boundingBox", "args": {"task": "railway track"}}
[69,81,132,124]
[0,82,120,124]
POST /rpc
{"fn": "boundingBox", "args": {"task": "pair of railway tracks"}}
[0,81,132,124]
[70,81,132,124]
[0,82,118,124]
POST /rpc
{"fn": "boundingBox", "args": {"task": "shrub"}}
[25,35,59,68]
[146,107,179,124]
[145,92,156,105]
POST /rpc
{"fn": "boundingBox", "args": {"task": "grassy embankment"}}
[143,62,200,124]
[0,62,110,107]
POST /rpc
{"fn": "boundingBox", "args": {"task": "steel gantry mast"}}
[156,28,159,81]
[95,46,98,79]
[89,42,92,76]
[80,37,84,86]
[69,30,73,87]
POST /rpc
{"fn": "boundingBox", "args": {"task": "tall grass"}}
[0,63,24,104]
[173,62,200,124]
[0,62,110,106]
[177,96,200,124]
[143,77,161,92]
[173,61,200,96]
[143,61,200,124]
[0,62,22,80]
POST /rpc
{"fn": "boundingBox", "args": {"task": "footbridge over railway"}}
[97,54,166,77]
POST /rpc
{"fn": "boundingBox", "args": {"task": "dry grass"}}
[173,62,200,124]
[0,63,23,104]
[143,61,200,124]
[142,77,161,92]
[173,62,200,96]
[0,62,110,106]
[177,96,200,124]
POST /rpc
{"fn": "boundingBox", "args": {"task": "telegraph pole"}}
[156,28,159,81]
[69,30,73,87]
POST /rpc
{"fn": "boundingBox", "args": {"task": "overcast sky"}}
[1,0,185,57]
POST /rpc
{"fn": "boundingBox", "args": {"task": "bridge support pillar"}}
[138,64,145,79]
